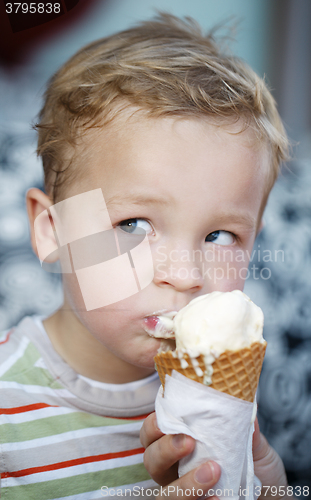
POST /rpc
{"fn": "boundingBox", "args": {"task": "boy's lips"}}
[143,310,177,339]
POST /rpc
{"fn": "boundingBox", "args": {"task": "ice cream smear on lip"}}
[144,311,177,339]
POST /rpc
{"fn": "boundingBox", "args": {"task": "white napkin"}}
[155,371,261,500]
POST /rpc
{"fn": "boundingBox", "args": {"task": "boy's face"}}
[45,115,270,379]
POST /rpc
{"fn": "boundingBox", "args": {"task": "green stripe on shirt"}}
[1,411,138,444]
[2,463,151,499]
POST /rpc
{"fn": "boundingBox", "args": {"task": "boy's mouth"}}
[143,310,177,339]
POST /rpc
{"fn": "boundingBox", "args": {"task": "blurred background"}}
[0,0,310,491]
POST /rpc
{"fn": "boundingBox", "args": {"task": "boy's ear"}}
[26,188,59,263]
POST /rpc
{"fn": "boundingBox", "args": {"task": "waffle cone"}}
[154,341,266,402]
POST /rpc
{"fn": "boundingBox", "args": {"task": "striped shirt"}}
[0,317,161,499]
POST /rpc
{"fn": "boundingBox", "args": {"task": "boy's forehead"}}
[82,110,265,146]
[63,112,271,203]
[82,112,269,159]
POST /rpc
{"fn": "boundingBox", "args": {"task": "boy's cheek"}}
[62,273,85,310]
[201,261,247,292]
[61,273,141,331]
[152,249,251,292]
[199,247,253,291]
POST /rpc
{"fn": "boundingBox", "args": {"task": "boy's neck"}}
[43,305,155,384]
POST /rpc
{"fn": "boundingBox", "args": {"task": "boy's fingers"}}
[140,412,220,494]
[140,412,164,448]
[252,417,262,454]
[252,417,272,462]
[143,432,195,485]
[154,460,221,499]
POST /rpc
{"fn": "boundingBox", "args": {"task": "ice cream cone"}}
[154,341,266,402]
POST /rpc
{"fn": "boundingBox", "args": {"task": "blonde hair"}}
[36,12,289,201]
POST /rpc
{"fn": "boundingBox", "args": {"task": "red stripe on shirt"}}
[0,329,14,345]
[1,405,150,419]
[1,447,145,478]
[0,403,59,414]
[112,412,152,421]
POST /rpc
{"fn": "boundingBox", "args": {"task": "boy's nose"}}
[153,246,204,292]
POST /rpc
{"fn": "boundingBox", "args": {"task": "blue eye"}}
[118,218,152,234]
[205,230,234,246]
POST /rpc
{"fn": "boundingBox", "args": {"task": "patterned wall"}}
[0,72,63,330]
[1,65,311,499]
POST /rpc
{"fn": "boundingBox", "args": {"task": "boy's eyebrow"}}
[105,196,256,229]
[105,194,171,207]
[215,211,257,230]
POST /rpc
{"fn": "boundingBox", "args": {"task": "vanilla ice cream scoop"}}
[174,290,264,358]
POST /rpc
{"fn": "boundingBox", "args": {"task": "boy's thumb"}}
[252,417,273,462]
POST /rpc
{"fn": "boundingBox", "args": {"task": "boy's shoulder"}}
[0,317,37,353]
[0,317,53,384]
[0,316,64,415]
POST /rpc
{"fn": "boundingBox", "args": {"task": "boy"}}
[0,13,290,499]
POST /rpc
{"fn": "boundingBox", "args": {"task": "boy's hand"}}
[140,412,221,498]
[140,413,291,500]
[253,418,291,500]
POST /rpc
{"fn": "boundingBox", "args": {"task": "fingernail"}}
[194,462,215,484]
[172,434,185,449]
